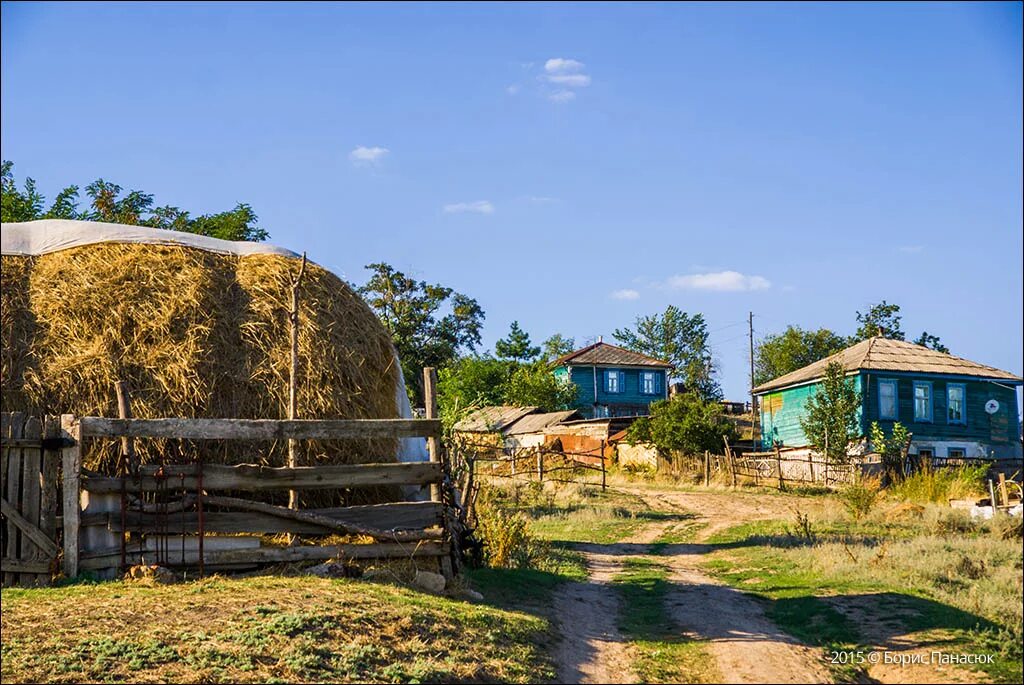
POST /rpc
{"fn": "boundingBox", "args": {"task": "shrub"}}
[838,477,880,520]
[889,464,988,504]
[929,509,977,536]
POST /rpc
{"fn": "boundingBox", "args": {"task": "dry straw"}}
[1,244,400,483]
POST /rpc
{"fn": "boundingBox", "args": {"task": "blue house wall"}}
[556,365,668,417]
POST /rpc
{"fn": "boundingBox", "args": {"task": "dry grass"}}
[1,247,400,479]
[0,574,554,684]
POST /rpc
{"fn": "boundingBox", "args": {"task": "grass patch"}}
[702,513,1024,683]
[612,557,719,683]
[0,574,554,684]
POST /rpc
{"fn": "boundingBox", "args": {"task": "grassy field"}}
[0,574,554,684]
[700,506,1024,683]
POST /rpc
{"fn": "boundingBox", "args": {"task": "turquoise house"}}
[551,341,671,419]
[753,337,1023,459]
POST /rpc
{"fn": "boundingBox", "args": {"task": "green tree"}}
[540,333,576,363]
[627,393,737,456]
[912,331,949,354]
[438,356,510,411]
[613,305,720,400]
[494,321,540,362]
[503,362,579,411]
[358,262,484,404]
[799,361,861,462]
[869,421,912,484]
[853,300,904,341]
[754,326,847,386]
[1,161,268,241]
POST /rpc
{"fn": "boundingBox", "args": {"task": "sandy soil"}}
[552,486,831,684]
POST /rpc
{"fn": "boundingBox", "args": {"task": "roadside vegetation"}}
[700,466,1023,683]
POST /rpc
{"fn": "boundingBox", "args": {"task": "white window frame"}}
[946,383,966,425]
[913,381,933,422]
[878,379,898,420]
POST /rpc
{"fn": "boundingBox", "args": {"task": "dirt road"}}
[553,487,832,684]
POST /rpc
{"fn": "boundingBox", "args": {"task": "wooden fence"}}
[61,415,450,579]
[1,413,63,587]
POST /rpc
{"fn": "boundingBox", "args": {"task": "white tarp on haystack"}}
[0,219,428,464]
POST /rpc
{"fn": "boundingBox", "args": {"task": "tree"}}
[913,331,949,354]
[540,333,576,363]
[627,393,738,456]
[614,305,720,400]
[503,362,579,411]
[438,356,510,411]
[754,326,847,386]
[1,161,268,241]
[358,262,484,404]
[799,361,861,462]
[494,321,540,362]
[853,301,904,341]
[869,421,912,484]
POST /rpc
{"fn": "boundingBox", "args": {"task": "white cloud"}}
[544,73,591,87]
[545,58,584,74]
[443,200,495,215]
[548,90,576,103]
[506,84,521,95]
[525,195,559,204]
[610,288,640,301]
[349,146,389,165]
[664,271,771,292]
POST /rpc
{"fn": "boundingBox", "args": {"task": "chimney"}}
[597,335,603,343]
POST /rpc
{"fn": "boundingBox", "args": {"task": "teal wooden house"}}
[753,337,1023,460]
[551,341,672,419]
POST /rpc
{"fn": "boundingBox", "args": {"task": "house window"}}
[605,370,624,394]
[878,379,898,420]
[917,448,933,460]
[913,382,932,422]
[947,384,966,425]
[947,448,966,458]
[641,371,657,395]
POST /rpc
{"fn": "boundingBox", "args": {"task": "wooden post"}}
[287,253,307,517]
[988,479,998,511]
[60,414,82,579]
[774,445,784,491]
[114,381,134,570]
[807,451,815,484]
[997,473,1008,508]
[600,440,607,491]
[4,412,24,586]
[703,450,710,487]
[723,436,737,487]
[536,451,544,483]
[423,367,441,502]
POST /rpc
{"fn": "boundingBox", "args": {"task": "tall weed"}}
[889,464,988,504]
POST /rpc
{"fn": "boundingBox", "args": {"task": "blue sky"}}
[2,2,1021,403]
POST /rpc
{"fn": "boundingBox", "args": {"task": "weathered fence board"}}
[91,501,443,535]
[81,461,443,493]
[1,412,60,586]
[79,417,441,440]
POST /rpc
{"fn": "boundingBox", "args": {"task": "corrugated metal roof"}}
[753,337,1023,394]
[505,410,582,435]
[454,406,538,432]
[551,342,672,368]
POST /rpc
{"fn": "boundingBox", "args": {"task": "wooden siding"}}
[860,373,1020,446]
[560,365,667,415]
[760,375,865,448]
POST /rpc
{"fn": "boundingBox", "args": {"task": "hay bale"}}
[1,244,400,476]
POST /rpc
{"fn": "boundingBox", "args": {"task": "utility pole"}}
[749,311,759,448]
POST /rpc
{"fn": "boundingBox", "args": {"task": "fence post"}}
[601,440,607,491]
[723,436,737,487]
[774,445,785,491]
[807,452,815,483]
[423,367,441,502]
[287,254,308,518]
[703,451,710,487]
[537,450,544,483]
[60,414,81,579]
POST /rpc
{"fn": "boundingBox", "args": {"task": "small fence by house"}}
[451,437,611,490]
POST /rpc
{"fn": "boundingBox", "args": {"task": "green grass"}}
[701,516,1024,683]
[611,557,718,683]
[0,574,555,684]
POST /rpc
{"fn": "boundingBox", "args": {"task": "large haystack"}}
[1,220,404,477]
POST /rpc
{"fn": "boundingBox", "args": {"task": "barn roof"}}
[551,341,672,368]
[454,405,538,433]
[753,337,1023,394]
[505,410,582,435]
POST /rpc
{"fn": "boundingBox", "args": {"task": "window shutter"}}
[655,371,662,394]
[619,371,626,394]
[603,370,609,392]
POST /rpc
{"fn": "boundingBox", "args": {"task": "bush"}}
[889,464,988,504]
[928,509,977,536]
[838,477,880,520]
